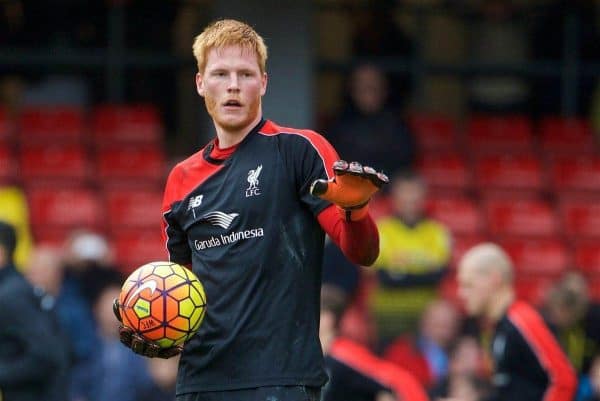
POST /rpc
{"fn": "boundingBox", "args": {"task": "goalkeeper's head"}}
[192,19,268,75]
[457,243,514,321]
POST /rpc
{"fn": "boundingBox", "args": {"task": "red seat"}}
[574,242,600,276]
[27,186,105,228]
[18,106,85,143]
[0,146,16,183]
[499,238,570,276]
[112,229,168,274]
[560,200,600,238]
[539,117,595,153]
[97,145,166,184]
[427,196,484,235]
[549,156,600,192]
[417,153,471,190]
[450,234,487,269]
[474,154,544,191]
[515,277,554,306]
[92,104,163,144]
[105,189,163,230]
[485,199,559,237]
[466,115,533,150]
[19,144,91,182]
[0,107,12,142]
[409,114,457,150]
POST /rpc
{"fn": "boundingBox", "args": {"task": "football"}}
[118,261,206,348]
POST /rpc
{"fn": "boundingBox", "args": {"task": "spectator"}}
[326,63,415,176]
[55,229,114,364]
[581,354,600,401]
[23,245,64,311]
[320,285,428,401]
[369,170,451,340]
[429,336,487,399]
[0,220,70,401]
[72,275,156,401]
[467,0,531,114]
[351,1,414,107]
[456,243,577,401]
[0,186,33,270]
[384,299,461,388]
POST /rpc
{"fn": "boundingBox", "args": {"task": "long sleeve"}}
[317,204,379,266]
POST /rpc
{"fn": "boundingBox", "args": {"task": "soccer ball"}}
[118,261,206,348]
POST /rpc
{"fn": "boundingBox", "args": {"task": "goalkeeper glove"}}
[310,160,388,221]
[112,298,182,359]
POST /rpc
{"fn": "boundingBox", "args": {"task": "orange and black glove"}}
[112,298,182,359]
[310,160,388,221]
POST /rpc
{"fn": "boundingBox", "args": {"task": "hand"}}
[112,299,183,359]
[310,160,388,221]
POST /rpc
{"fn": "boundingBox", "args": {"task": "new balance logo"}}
[188,195,204,210]
[202,211,239,229]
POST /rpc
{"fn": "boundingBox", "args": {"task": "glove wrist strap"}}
[337,201,370,222]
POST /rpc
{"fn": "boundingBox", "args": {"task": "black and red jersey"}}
[161,119,340,394]
[486,301,577,401]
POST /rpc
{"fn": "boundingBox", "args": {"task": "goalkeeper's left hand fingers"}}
[310,160,388,220]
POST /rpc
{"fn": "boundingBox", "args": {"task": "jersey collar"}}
[203,118,267,165]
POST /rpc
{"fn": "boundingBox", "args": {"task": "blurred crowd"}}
[1,1,600,401]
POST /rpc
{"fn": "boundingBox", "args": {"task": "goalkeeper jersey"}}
[162,118,337,394]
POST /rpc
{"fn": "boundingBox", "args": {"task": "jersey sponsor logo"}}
[125,280,158,307]
[194,227,265,250]
[202,211,239,229]
[245,164,262,197]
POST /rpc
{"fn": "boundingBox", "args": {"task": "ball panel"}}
[163,294,179,322]
[189,306,204,331]
[168,316,190,332]
[168,285,189,301]
[152,263,175,278]
[133,299,151,319]
[179,298,195,318]
[165,327,187,345]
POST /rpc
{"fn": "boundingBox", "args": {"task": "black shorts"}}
[176,386,321,401]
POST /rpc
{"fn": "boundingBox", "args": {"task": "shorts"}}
[176,385,322,401]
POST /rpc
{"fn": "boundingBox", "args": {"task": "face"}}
[392,179,426,222]
[350,65,387,114]
[196,45,267,135]
[458,262,495,317]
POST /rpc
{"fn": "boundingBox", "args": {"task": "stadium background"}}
[1,0,600,400]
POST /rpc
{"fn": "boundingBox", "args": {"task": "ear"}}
[260,72,268,96]
[196,72,205,97]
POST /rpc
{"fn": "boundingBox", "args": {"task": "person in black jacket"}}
[455,243,577,401]
[0,221,70,401]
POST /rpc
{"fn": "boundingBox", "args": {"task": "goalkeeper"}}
[114,18,387,401]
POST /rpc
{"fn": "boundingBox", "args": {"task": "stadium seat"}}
[499,238,570,276]
[408,114,458,150]
[450,234,487,269]
[466,115,534,150]
[474,153,544,191]
[0,107,12,142]
[96,145,166,184]
[111,229,168,273]
[573,242,600,276]
[92,104,163,145]
[539,117,596,153]
[27,186,105,228]
[560,199,600,239]
[17,106,85,144]
[417,153,471,191]
[549,155,600,192]
[515,276,554,306]
[427,196,485,236]
[485,199,559,237]
[0,145,16,183]
[105,189,163,230]
[19,143,91,183]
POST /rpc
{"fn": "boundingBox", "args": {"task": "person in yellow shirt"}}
[0,186,33,270]
[370,170,451,341]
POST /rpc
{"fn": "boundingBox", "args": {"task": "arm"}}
[317,204,379,266]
